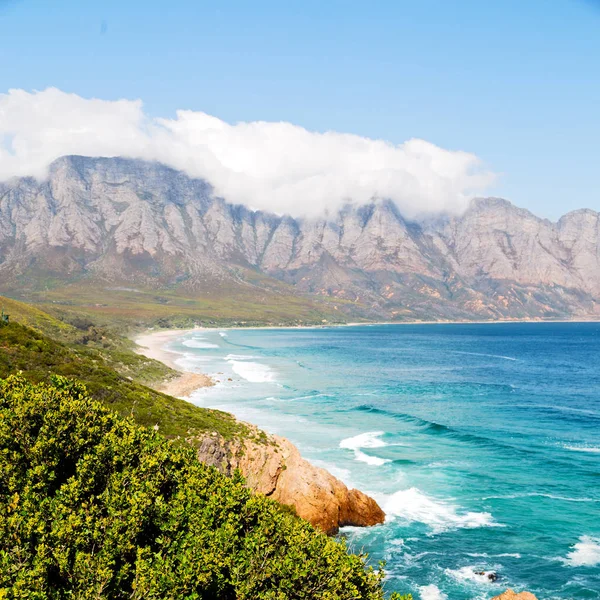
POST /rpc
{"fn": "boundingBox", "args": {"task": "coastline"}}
[134,329,215,393]
[134,317,600,396]
[131,324,576,598]
[134,329,198,370]
[137,317,600,343]
[133,326,386,535]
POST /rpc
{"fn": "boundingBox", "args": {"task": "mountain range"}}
[1,155,599,321]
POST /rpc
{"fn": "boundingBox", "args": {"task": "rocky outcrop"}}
[194,426,385,535]
[491,590,538,600]
[2,155,600,320]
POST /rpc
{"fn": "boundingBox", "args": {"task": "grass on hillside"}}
[0,375,407,599]
[0,320,244,440]
[0,294,174,384]
[14,278,361,331]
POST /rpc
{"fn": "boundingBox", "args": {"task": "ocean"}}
[166,323,600,600]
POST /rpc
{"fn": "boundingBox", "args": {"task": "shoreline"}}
[137,317,600,341]
[134,329,215,393]
[134,326,386,535]
[134,317,600,396]
[134,324,576,599]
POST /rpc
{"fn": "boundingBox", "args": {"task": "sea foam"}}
[563,445,600,454]
[228,360,275,383]
[453,351,518,361]
[446,565,501,585]
[182,339,220,349]
[385,487,496,533]
[561,536,600,567]
[419,584,447,600]
[339,431,391,466]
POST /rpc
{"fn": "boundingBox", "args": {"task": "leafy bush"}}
[0,322,242,439]
[0,375,407,599]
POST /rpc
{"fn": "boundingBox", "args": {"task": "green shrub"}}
[0,322,242,440]
[0,375,407,599]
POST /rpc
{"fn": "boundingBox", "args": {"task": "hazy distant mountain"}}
[1,155,599,321]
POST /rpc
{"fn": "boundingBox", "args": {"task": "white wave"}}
[483,492,599,503]
[453,351,517,361]
[288,393,329,401]
[564,445,600,454]
[561,536,600,567]
[182,339,219,349]
[466,552,521,559]
[384,487,497,533]
[228,360,275,383]
[339,431,391,466]
[219,331,228,337]
[340,431,387,449]
[446,566,500,587]
[174,353,214,372]
[355,450,390,466]
[419,584,447,600]
[224,353,258,360]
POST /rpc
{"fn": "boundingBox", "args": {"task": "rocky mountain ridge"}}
[1,155,599,320]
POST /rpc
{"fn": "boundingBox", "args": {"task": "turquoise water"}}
[167,323,600,600]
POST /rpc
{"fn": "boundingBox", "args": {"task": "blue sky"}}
[0,0,598,219]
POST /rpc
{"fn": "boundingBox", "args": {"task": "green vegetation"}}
[15,277,358,331]
[0,295,173,384]
[0,320,243,440]
[0,375,407,599]
[0,296,409,597]
[0,296,76,340]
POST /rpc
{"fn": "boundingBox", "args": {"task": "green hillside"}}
[14,276,357,332]
[0,294,173,384]
[0,375,406,599]
[0,295,244,440]
[0,295,79,341]
[0,297,408,597]
[0,320,242,440]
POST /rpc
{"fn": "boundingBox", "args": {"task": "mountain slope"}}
[1,155,598,321]
[0,375,403,599]
[0,296,387,534]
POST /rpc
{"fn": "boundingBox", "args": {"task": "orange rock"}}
[195,425,385,534]
[491,589,538,600]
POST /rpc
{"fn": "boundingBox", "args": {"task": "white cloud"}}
[0,88,495,218]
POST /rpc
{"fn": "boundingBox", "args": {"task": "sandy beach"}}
[134,328,214,394]
[134,317,600,398]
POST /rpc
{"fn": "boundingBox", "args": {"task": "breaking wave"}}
[419,584,447,600]
[445,565,502,585]
[339,431,391,466]
[563,445,600,454]
[483,492,599,503]
[181,339,220,349]
[560,536,600,567]
[384,487,497,533]
[352,404,536,456]
[228,360,275,383]
[453,350,518,361]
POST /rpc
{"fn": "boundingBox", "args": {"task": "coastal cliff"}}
[492,590,538,600]
[192,425,385,535]
[135,331,385,535]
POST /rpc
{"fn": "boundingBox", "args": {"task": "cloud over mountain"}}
[0,88,495,218]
